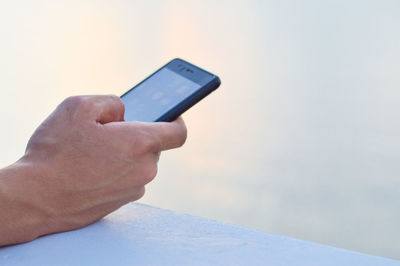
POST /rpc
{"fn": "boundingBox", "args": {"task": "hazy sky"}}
[0,0,399,259]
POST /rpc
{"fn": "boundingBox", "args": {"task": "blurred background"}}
[0,0,399,260]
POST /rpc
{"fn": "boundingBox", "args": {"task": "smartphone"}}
[121,58,221,122]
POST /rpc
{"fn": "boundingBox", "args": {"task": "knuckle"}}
[137,186,146,199]
[62,96,92,112]
[129,187,145,202]
[115,95,125,109]
[109,94,122,104]
[140,163,158,184]
[107,94,123,106]
[112,95,125,118]
[62,96,84,107]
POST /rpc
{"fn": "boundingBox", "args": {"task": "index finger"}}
[105,117,187,152]
[62,95,125,124]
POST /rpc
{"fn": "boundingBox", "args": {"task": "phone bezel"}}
[121,58,221,122]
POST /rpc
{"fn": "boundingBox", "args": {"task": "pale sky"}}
[0,0,399,259]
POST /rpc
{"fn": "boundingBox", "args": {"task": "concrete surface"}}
[1,203,399,266]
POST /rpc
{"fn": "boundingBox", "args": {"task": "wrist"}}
[0,159,50,246]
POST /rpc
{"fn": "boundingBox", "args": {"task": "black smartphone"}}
[121,58,221,122]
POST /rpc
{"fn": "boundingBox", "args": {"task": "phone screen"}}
[122,67,201,122]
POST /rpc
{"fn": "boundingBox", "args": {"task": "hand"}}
[0,95,187,245]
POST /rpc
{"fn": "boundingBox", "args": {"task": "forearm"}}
[0,161,48,246]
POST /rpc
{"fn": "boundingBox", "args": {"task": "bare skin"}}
[0,95,187,246]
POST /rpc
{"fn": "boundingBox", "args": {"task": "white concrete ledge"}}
[1,203,399,266]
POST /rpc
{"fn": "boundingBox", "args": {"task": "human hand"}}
[0,95,187,245]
